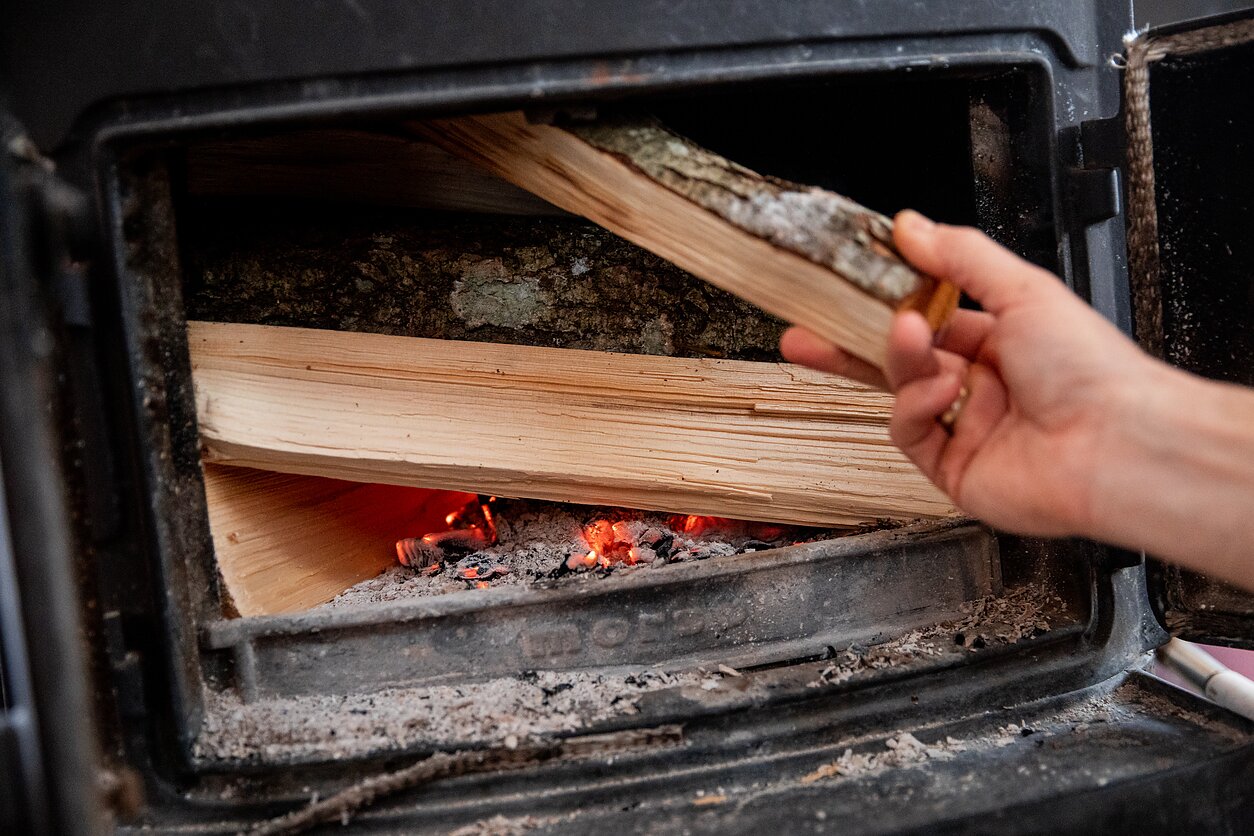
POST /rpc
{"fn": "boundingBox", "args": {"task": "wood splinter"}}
[413,111,959,370]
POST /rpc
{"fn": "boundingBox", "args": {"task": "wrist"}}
[1080,356,1197,545]
[1085,360,1254,578]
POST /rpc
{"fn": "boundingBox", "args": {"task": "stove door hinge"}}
[25,171,97,328]
[1061,115,1125,229]
[1077,114,1126,171]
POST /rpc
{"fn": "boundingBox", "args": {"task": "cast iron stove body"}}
[2,2,1254,833]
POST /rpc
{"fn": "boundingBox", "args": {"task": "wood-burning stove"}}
[2,3,1254,834]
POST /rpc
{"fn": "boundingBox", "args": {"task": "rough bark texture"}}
[414,112,959,366]
[568,119,923,303]
[181,201,787,360]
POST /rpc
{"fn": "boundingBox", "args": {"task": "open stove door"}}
[1123,11,1254,649]
[0,120,106,834]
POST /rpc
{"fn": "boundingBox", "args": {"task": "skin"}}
[781,210,1254,592]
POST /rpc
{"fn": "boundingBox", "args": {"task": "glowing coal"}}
[365,498,837,605]
[567,519,642,571]
[395,496,500,574]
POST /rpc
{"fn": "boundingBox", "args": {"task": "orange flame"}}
[669,514,789,541]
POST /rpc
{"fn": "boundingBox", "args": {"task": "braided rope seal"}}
[1122,18,1254,358]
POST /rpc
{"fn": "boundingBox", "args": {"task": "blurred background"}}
[1138,0,1254,25]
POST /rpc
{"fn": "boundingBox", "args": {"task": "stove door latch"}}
[1064,115,1124,228]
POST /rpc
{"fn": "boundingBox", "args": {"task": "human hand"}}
[781,210,1162,538]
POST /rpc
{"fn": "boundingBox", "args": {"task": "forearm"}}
[1089,365,1254,589]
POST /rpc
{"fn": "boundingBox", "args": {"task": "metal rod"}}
[1156,638,1254,723]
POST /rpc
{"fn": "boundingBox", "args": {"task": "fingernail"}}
[897,209,936,234]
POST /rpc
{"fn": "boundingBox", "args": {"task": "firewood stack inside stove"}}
[184,84,997,618]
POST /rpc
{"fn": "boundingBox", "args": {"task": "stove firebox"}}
[3,3,1254,835]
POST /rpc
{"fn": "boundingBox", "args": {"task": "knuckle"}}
[888,419,907,449]
[949,226,989,247]
[888,408,925,450]
[936,452,967,500]
[943,228,989,267]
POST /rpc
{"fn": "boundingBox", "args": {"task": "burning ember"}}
[567,519,642,571]
[669,514,789,541]
[396,495,499,575]
[388,495,824,595]
[564,514,798,572]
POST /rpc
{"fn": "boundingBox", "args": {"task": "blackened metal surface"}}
[99,156,222,749]
[0,147,103,832]
[525,676,1254,836]
[202,522,1000,701]
[967,69,1062,273]
[4,1,1193,827]
[3,1,1117,152]
[1140,27,1254,647]
[1151,565,1254,650]
[1138,0,1254,28]
[117,557,1151,806]
[122,670,1254,834]
[0,460,42,833]
[90,40,1082,786]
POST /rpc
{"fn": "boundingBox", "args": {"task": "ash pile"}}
[324,497,851,608]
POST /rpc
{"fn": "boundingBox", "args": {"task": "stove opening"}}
[176,68,1053,621]
[109,64,1085,769]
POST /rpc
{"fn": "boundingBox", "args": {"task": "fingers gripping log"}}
[413,111,958,370]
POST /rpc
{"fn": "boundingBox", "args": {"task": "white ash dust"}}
[791,676,1251,789]
[811,583,1066,687]
[195,585,1063,765]
[796,696,1124,786]
[448,814,563,836]
[193,668,709,763]
[322,500,846,609]
[798,732,974,784]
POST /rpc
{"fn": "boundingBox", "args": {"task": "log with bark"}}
[413,111,960,369]
[189,321,954,529]
[180,205,788,361]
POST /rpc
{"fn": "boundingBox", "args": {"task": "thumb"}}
[893,210,1055,314]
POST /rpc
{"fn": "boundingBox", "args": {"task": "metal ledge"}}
[202,520,999,701]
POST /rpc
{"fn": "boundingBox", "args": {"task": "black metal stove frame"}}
[4,2,1254,833]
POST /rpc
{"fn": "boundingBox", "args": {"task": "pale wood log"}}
[203,463,477,616]
[185,128,563,215]
[412,112,959,369]
[190,321,954,528]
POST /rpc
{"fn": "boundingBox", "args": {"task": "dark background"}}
[1138,0,1254,25]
